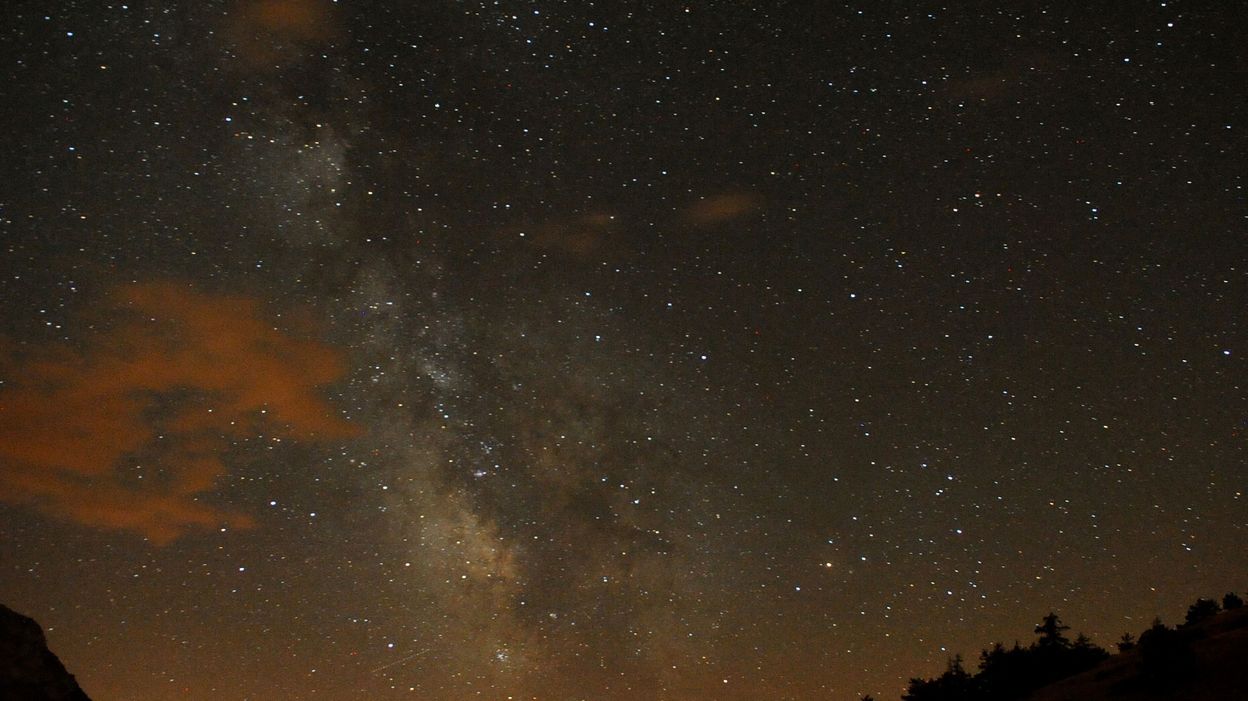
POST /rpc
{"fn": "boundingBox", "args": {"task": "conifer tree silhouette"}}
[1184,598,1220,626]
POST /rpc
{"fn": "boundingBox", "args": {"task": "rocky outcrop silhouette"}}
[0,603,91,701]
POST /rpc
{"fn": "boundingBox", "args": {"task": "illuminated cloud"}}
[682,192,761,226]
[940,51,1060,104]
[224,0,338,68]
[0,282,358,544]
[516,212,619,258]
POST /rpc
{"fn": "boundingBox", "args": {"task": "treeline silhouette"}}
[860,591,1246,701]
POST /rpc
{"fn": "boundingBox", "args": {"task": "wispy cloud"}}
[681,192,761,226]
[0,282,358,544]
[515,212,619,258]
[224,0,339,68]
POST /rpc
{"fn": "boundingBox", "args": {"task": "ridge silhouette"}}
[876,592,1248,701]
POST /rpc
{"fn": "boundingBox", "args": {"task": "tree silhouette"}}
[1033,613,1071,648]
[976,641,1032,700]
[889,593,1235,701]
[1071,633,1110,671]
[901,655,975,701]
[899,613,1109,701]
[903,606,1118,698]
[1184,597,1220,626]
[1116,632,1136,652]
[1137,618,1195,688]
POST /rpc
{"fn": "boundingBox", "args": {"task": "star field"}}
[0,2,1244,699]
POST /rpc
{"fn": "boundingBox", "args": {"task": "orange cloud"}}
[225,0,338,68]
[682,192,761,226]
[0,282,359,544]
[517,212,619,258]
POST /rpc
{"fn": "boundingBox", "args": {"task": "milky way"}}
[1,2,1244,699]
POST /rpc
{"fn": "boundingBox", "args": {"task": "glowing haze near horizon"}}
[0,2,1244,699]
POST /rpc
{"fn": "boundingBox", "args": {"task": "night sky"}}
[0,2,1244,699]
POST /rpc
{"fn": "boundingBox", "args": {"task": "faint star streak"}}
[369,648,430,675]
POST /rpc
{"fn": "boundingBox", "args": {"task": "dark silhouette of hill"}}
[1028,605,1248,701]
[884,593,1248,701]
[0,603,92,701]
